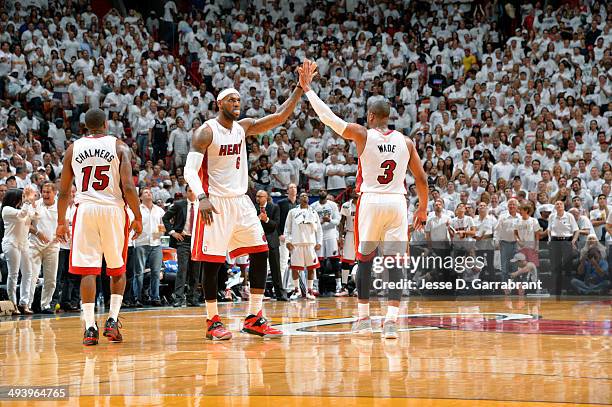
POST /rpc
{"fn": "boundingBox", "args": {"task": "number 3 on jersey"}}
[377,159,397,184]
[82,165,110,191]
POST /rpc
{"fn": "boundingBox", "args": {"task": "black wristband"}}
[198,193,208,201]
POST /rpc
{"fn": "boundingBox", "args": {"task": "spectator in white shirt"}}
[304,151,326,194]
[271,150,295,193]
[325,154,346,194]
[27,182,60,313]
[2,186,37,315]
[134,188,166,306]
[168,117,191,169]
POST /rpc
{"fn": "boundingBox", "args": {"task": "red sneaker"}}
[206,315,232,341]
[242,311,283,338]
[103,317,123,343]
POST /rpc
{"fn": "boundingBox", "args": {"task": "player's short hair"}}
[369,100,390,119]
[85,108,107,130]
[42,181,56,191]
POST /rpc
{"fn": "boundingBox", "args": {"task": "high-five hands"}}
[297,59,318,92]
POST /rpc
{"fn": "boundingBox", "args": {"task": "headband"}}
[216,88,240,102]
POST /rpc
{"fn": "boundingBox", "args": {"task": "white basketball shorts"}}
[355,193,408,260]
[191,195,268,263]
[70,204,128,276]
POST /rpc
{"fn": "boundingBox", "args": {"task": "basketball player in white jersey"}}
[183,83,303,340]
[298,60,428,339]
[56,108,143,346]
[338,189,358,296]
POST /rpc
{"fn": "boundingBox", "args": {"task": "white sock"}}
[307,280,313,290]
[206,301,218,320]
[341,269,349,284]
[82,303,96,329]
[335,278,342,289]
[358,302,370,318]
[249,294,263,315]
[108,294,122,320]
[385,305,399,322]
[293,278,300,292]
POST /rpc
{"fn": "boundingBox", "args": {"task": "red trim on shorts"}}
[353,196,361,260]
[122,207,129,266]
[355,162,363,193]
[341,258,355,265]
[194,253,226,263]
[356,250,377,262]
[200,151,209,195]
[68,206,79,275]
[229,244,269,258]
[106,265,126,276]
[191,213,205,260]
[290,262,320,271]
[70,266,102,275]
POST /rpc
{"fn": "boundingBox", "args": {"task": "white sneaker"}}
[351,317,373,334]
[289,289,301,300]
[382,320,398,339]
[240,286,250,300]
[306,289,316,300]
[334,287,349,297]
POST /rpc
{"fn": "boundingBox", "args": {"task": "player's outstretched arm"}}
[117,140,143,239]
[298,60,366,144]
[239,85,303,136]
[183,124,219,225]
[55,144,74,243]
[407,137,429,231]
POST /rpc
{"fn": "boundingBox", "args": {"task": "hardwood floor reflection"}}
[0,298,610,406]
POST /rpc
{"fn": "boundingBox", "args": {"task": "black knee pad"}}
[248,251,269,290]
[356,260,373,300]
[202,261,221,300]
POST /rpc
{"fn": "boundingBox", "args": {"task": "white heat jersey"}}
[356,128,409,194]
[200,118,248,197]
[340,200,356,232]
[310,200,340,241]
[72,135,123,207]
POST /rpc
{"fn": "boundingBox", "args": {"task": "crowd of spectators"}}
[1,0,612,314]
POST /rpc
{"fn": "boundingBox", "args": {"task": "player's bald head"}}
[85,108,107,130]
[369,100,390,119]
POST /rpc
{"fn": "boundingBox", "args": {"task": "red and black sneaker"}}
[103,317,123,343]
[206,315,233,340]
[242,311,283,338]
[83,325,99,346]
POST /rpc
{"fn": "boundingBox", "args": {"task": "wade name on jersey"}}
[74,148,115,163]
[378,144,397,153]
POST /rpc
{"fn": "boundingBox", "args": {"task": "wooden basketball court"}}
[1,297,610,406]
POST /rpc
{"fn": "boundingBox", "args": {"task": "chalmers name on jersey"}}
[356,128,409,194]
[200,118,248,197]
[72,135,124,207]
